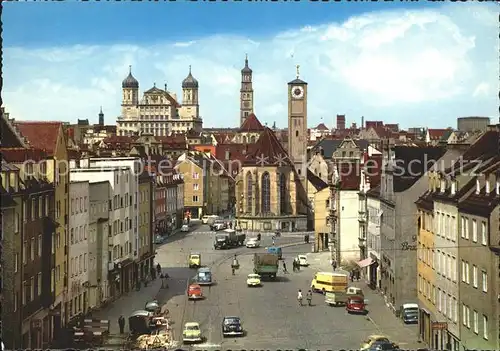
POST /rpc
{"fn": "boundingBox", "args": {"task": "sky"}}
[3,2,498,129]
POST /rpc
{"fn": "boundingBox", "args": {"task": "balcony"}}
[358,235,366,248]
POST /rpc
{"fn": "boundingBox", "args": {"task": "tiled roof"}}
[337,162,361,190]
[315,123,329,131]
[239,113,265,133]
[15,121,62,155]
[244,127,291,167]
[215,143,251,177]
[415,191,434,211]
[1,147,49,162]
[428,129,449,140]
[393,146,447,192]
[102,135,134,144]
[447,130,499,174]
[365,121,384,129]
[307,169,328,191]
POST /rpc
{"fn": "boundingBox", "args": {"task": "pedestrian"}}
[350,271,354,282]
[297,289,303,306]
[282,260,288,274]
[306,290,312,306]
[332,260,337,271]
[118,315,125,334]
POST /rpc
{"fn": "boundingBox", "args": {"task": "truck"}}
[253,253,279,280]
[213,229,246,249]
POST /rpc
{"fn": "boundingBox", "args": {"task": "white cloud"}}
[3,4,497,128]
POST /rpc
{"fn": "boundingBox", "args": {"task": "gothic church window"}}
[261,172,271,214]
[279,173,287,215]
[246,172,253,212]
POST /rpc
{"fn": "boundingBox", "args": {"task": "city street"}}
[95,223,421,350]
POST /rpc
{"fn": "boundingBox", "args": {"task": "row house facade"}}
[70,163,137,298]
[8,121,70,339]
[154,176,167,236]
[415,127,500,351]
[1,148,56,349]
[67,181,90,324]
[138,170,155,280]
[87,181,111,310]
[379,143,447,312]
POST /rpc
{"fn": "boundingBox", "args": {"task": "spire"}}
[153,82,156,87]
[296,64,300,79]
[100,106,103,114]
[129,65,132,74]
[241,54,252,73]
[189,65,192,74]
[245,54,248,67]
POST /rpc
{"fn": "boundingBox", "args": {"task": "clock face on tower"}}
[291,86,304,99]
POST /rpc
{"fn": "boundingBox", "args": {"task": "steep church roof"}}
[244,127,292,167]
[239,113,264,133]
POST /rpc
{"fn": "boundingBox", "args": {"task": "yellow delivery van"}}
[311,271,348,293]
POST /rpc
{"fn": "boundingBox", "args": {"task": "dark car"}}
[368,341,399,351]
[222,316,244,337]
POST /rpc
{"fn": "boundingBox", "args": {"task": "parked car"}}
[211,221,227,231]
[400,303,419,324]
[360,335,393,350]
[154,235,165,245]
[222,316,244,337]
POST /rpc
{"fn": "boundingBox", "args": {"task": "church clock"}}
[291,86,304,99]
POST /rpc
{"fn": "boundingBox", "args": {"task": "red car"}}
[346,295,366,314]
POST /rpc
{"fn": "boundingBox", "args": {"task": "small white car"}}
[246,238,260,248]
[246,274,261,287]
[297,254,309,266]
[181,224,190,232]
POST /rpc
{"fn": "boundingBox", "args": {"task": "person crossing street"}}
[306,290,313,306]
[297,289,303,306]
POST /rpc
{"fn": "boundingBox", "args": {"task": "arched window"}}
[246,172,253,212]
[261,172,271,214]
[279,173,287,214]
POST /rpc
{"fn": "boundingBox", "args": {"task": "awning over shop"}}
[357,257,373,268]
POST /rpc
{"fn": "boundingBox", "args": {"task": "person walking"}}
[282,260,288,274]
[297,289,303,306]
[306,290,313,306]
[118,315,125,334]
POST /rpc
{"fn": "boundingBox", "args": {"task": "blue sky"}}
[3,2,497,128]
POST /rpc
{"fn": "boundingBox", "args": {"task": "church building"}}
[235,68,311,231]
[116,66,203,137]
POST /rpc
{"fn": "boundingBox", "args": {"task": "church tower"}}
[288,65,308,184]
[182,65,199,118]
[240,55,254,126]
[122,65,139,106]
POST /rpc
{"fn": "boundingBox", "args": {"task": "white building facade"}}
[68,181,90,320]
[339,189,360,263]
[116,67,203,137]
[70,163,137,298]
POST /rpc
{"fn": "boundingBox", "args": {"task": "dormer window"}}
[475,178,480,194]
[485,176,490,194]
[440,178,446,193]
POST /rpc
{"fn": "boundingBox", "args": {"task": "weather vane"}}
[296,64,300,79]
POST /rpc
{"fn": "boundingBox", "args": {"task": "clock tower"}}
[288,65,308,184]
[240,54,254,126]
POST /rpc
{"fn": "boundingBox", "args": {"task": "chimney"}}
[496,172,500,195]
[440,177,446,193]
[485,175,490,194]
[336,115,346,130]
[451,178,456,195]
[475,178,480,194]
[361,116,364,130]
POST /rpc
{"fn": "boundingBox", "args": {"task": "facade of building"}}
[380,145,447,312]
[13,121,70,338]
[138,171,154,280]
[67,181,90,323]
[2,156,55,349]
[235,127,309,231]
[240,55,254,126]
[155,178,167,236]
[175,173,185,226]
[365,187,382,289]
[70,165,135,297]
[164,170,179,230]
[175,154,205,218]
[311,171,330,251]
[88,181,111,308]
[457,117,491,132]
[116,66,202,136]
